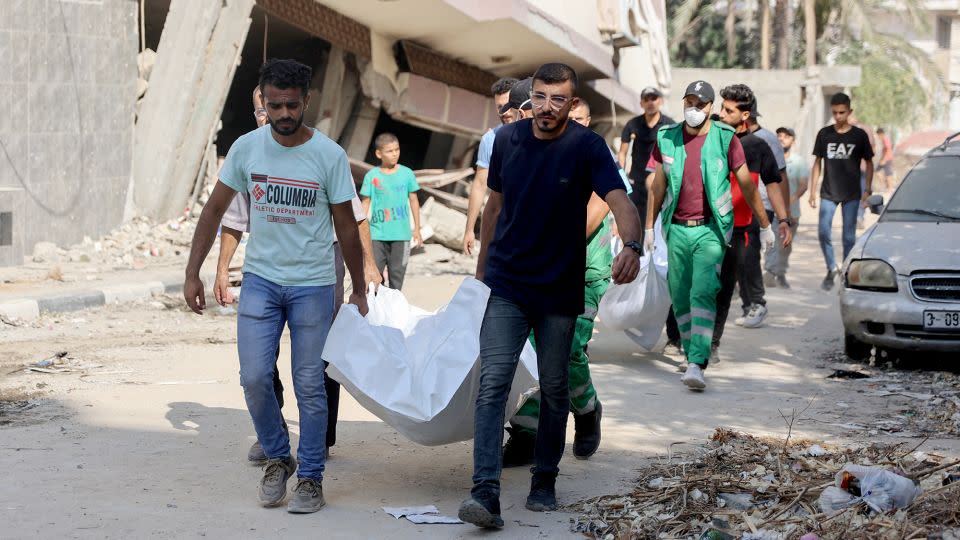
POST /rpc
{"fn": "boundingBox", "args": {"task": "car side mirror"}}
[866,193,884,215]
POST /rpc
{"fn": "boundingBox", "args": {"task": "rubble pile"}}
[30,215,216,272]
[569,428,960,540]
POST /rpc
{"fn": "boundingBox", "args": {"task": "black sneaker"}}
[525,473,557,512]
[287,478,325,514]
[821,269,837,291]
[573,401,602,459]
[458,491,503,529]
[502,427,536,468]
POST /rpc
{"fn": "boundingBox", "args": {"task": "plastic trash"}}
[829,464,921,513]
[817,486,857,512]
[323,278,538,446]
[716,492,756,510]
[806,444,827,457]
[699,529,735,540]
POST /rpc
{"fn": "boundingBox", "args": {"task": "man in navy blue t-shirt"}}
[458,63,644,530]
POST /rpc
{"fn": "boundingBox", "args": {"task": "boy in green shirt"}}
[360,133,422,290]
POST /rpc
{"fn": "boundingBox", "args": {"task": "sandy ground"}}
[1,215,958,539]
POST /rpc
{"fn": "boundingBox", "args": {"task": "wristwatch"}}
[624,240,643,255]
[778,217,791,225]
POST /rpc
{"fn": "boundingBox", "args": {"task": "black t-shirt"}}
[813,125,874,202]
[484,119,626,315]
[738,132,782,186]
[621,113,675,186]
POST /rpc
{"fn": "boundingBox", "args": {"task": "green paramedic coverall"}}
[509,219,613,432]
[657,122,736,366]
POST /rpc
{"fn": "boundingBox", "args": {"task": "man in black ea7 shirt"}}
[809,92,874,291]
[458,63,643,530]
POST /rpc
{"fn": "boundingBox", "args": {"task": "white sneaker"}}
[742,304,768,328]
[681,363,706,390]
[734,311,747,326]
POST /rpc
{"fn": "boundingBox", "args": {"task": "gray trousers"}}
[763,212,800,277]
[372,240,411,290]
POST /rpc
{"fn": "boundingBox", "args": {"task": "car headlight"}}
[846,259,898,291]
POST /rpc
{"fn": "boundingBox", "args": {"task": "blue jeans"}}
[238,272,334,481]
[471,294,577,499]
[818,199,860,272]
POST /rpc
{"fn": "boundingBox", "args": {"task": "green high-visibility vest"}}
[656,121,736,246]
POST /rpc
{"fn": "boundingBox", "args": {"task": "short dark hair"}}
[490,77,518,97]
[573,100,591,116]
[374,132,399,149]
[719,84,755,114]
[259,59,312,97]
[533,63,578,95]
[876,127,885,134]
[830,92,852,107]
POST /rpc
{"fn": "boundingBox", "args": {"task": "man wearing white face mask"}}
[645,80,774,390]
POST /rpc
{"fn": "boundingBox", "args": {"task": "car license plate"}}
[923,310,960,331]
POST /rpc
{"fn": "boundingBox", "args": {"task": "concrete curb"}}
[0,273,214,322]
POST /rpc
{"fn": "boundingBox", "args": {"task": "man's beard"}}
[270,114,303,136]
[535,111,564,132]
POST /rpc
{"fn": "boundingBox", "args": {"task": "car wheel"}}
[844,334,872,361]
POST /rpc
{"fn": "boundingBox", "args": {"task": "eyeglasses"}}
[265,100,303,110]
[530,92,573,111]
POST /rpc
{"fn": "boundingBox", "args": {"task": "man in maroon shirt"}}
[644,81,775,390]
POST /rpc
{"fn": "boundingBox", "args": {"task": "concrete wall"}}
[670,68,806,134]
[0,0,139,253]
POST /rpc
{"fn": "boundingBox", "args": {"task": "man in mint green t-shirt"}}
[360,133,422,290]
[184,59,367,514]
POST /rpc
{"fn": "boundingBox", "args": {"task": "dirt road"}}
[1,222,958,539]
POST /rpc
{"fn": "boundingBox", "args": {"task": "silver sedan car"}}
[840,137,960,359]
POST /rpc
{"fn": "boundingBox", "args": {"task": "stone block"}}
[420,197,467,251]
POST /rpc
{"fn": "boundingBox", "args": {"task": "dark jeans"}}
[714,223,765,346]
[472,294,577,499]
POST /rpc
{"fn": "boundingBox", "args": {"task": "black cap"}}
[776,127,795,137]
[683,80,714,104]
[640,86,663,99]
[499,77,533,115]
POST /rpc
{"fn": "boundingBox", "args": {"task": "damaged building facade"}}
[0,0,670,265]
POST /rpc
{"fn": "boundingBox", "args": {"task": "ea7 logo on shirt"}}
[826,143,856,159]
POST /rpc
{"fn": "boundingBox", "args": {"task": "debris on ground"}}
[826,369,870,380]
[382,505,462,525]
[569,428,960,539]
[31,351,68,368]
[820,369,960,438]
